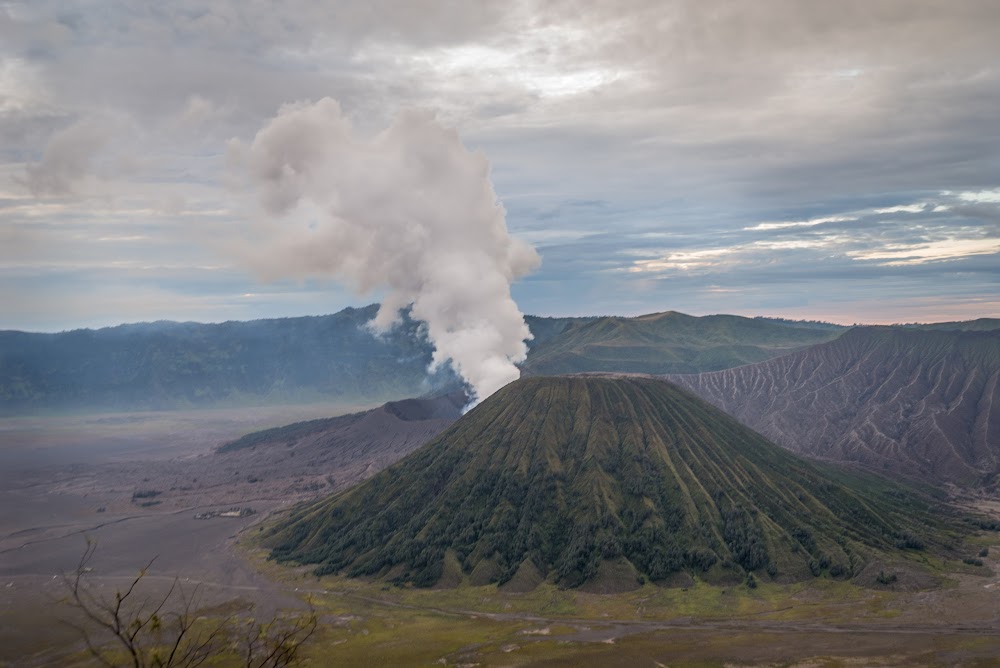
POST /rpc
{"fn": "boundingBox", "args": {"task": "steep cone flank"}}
[267,376,959,589]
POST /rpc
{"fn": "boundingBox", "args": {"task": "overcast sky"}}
[2,0,999,331]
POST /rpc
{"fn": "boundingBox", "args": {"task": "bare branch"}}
[61,540,315,668]
[248,599,317,668]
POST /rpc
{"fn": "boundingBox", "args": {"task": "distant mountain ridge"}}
[521,310,846,375]
[0,305,450,414]
[4,306,993,417]
[0,307,848,415]
[266,376,962,590]
[906,318,1000,332]
[669,325,1000,488]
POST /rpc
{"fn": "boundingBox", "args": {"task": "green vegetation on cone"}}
[267,376,963,588]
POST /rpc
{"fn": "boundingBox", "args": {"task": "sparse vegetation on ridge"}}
[522,311,845,376]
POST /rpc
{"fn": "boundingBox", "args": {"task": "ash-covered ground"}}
[0,399,458,665]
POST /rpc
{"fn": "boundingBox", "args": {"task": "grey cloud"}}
[953,203,1000,227]
[3,0,999,328]
[9,1,511,55]
[18,118,111,196]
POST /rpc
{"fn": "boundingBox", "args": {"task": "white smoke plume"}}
[227,98,540,404]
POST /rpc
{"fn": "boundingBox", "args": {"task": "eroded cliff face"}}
[669,327,1000,488]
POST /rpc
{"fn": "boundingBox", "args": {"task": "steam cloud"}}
[228,98,540,404]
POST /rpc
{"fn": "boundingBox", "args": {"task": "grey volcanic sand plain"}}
[0,400,456,666]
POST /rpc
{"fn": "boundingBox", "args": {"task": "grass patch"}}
[228,540,1000,667]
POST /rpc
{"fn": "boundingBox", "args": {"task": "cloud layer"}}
[1,0,999,330]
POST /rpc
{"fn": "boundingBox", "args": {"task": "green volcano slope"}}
[266,376,963,590]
